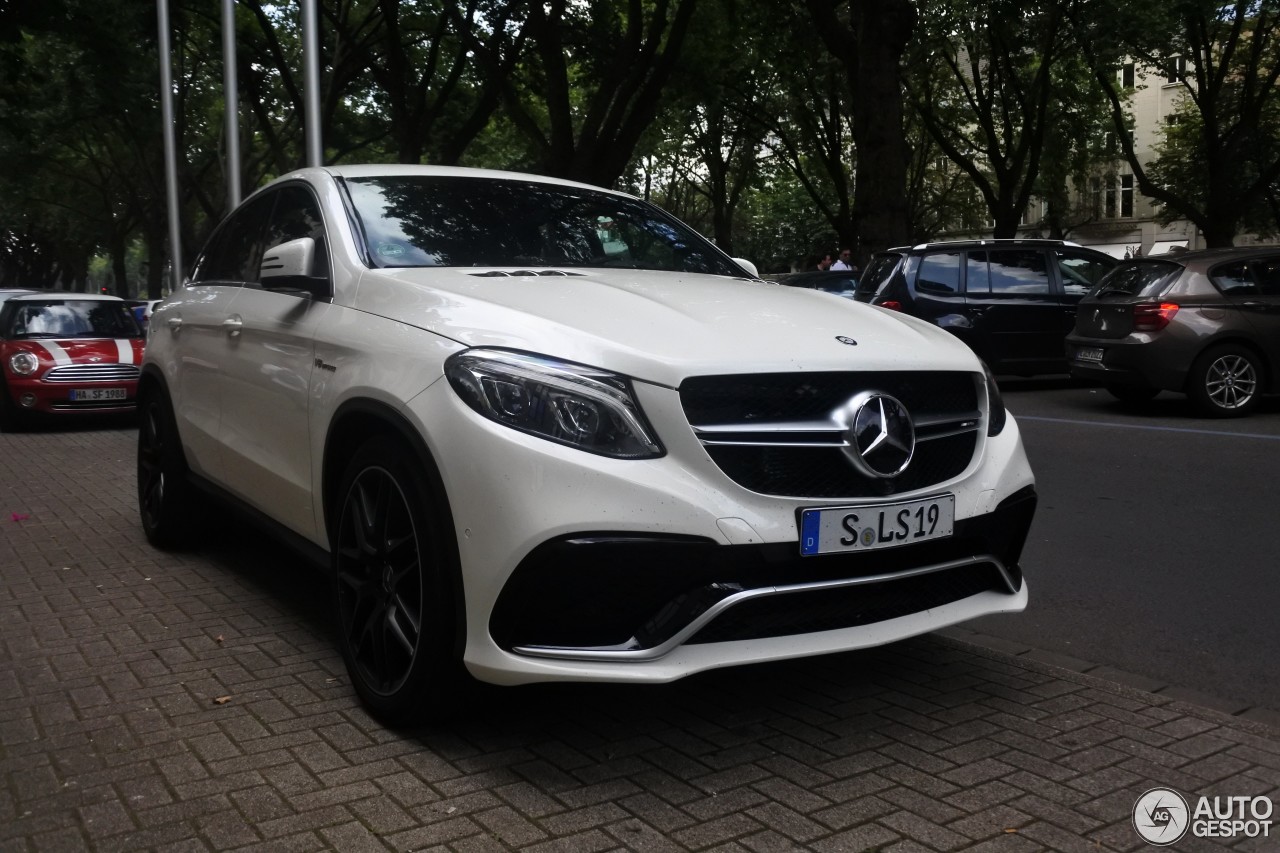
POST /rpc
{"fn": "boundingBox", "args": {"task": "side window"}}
[986,250,1051,296]
[1247,258,1280,296]
[1055,250,1113,297]
[1211,262,1256,296]
[192,194,274,284]
[263,185,330,280]
[966,252,991,294]
[915,252,961,294]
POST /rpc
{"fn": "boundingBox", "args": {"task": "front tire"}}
[332,436,466,725]
[137,384,200,548]
[1186,344,1263,417]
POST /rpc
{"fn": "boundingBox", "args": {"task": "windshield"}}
[1089,260,1181,299]
[4,300,141,339]
[344,175,744,277]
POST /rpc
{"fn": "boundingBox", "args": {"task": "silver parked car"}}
[1066,247,1280,416]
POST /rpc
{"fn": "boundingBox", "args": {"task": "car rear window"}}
[1090,260,1181,298]
[855,253,903,300]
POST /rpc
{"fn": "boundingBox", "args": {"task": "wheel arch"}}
[137,363,171,402]
[321,399,467,651]
[1189,336,1272,390]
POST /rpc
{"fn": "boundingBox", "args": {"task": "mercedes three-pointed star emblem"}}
[834,391,916,478]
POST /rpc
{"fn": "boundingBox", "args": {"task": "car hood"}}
[353,268,979,387]
[2,336,145,368]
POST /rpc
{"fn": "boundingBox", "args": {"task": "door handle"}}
[222,316,243,337]
[167,316,183,332]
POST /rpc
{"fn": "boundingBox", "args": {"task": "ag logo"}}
[1133,787,1190,845]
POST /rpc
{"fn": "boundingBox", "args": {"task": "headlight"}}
[445,349,663,459]
[8,351,39,376]
[982,362,1007,436]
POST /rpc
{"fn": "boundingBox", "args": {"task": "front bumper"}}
[3,377,139,415]
[410,376,1036,686]
[492,485,1034,656]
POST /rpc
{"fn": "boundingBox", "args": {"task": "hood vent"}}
[469,270,587,278]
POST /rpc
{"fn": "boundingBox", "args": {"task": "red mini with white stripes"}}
[0,291,146,430]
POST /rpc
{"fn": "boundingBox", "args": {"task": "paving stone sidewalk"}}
[2,425,1278,852]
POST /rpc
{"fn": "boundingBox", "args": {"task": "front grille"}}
[680,372,982,499]
[44,364,141,382]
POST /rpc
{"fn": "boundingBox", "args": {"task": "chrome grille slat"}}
[680,372,983,499]
[44,364,141,382]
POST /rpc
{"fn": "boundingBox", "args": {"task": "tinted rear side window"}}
[983,250,1050,295]
[1092,260,1181,298]
[1207,259,1280,297]
[856,254,903,299]
[916,252,961,294]
[1055,250,1115,296]
[1245,257,1280,296]
[1211,262,1255,296]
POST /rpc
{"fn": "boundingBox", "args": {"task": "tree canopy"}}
[2,0,1278,292]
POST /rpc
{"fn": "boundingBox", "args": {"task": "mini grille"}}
[681,371,982,499]
[44,364,141,382]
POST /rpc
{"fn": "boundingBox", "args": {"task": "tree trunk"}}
[848,0,917,267]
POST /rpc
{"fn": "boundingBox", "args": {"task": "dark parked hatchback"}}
[1066,247,1280,417]
[856,240,1117,375]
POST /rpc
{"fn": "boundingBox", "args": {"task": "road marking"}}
[1017,414,1280,441]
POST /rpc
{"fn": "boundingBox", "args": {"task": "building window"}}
[1120,174,1134,217]
[1166,55,1186,84]
[1121,62,1135,88]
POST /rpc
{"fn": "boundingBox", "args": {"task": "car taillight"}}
[877,300,903,312]
[1132,302,1179,331]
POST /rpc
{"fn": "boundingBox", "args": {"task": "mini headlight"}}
[982,362,1007,436]
[445,349,664,459]
[8,351,39,376]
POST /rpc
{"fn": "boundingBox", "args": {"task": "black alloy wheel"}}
[333,436,463,724]
[136,385,198,548]
[1187,344,1263,417]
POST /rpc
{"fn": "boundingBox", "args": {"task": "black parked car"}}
[774,269,860,299]
[855,240,1117,375]
[1066,247,1280,417]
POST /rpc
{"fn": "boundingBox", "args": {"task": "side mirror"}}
[259,237,327,299]
[732,257,760,279]
[261,237,315,281]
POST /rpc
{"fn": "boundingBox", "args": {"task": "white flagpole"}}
[301,0,322,166]
[157,0,184,292]
[222,0,241,207]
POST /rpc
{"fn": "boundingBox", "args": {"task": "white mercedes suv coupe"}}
[138,165,1036,722]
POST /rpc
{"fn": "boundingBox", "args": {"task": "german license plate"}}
[800,495,955,556]
[1074,346,1104,362]
[70,388,127,402]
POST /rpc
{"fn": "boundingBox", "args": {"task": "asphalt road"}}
[971,376,1280,712]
